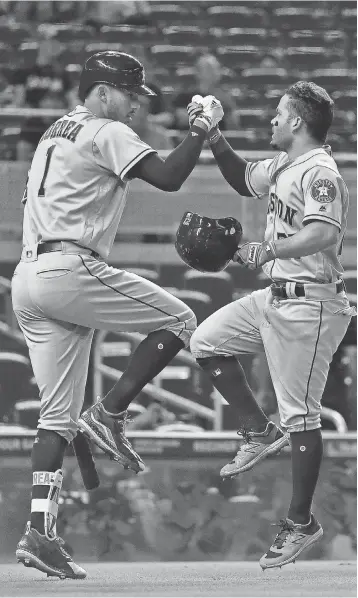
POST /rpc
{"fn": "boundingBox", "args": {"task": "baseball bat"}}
[72,431,100,490]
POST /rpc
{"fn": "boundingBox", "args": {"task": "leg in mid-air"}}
[258,294,352,569]
[190,287,289,479]
[41,259,198,472]
[12,264,93,579]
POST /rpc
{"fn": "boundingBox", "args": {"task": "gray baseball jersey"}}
[22,105,156,260]
[245,147,349,283]
[12,105,196,443]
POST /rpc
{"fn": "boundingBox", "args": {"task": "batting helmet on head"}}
[175,212,243,273]
[78,51,156,102]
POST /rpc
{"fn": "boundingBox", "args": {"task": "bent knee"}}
[190,324,213,357]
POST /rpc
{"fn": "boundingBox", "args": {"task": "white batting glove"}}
[187,94,224,132]
[233,241,277,270]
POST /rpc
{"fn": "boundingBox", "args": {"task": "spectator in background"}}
[172,53,239,131]
[10,35,70,108]
[130,94,174,150]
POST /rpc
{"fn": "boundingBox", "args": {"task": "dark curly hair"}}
[285,81,334,143]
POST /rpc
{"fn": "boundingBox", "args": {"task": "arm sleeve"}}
[302,166,344,231]
[92,121,157,181]
[245,154,281,198]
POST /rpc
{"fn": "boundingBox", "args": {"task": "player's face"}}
[106,88,140,124]
[270,95,294,151]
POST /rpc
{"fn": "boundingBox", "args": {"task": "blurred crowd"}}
[0,0,355,159]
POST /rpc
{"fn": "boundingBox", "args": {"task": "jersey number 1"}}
[38,144,56,197]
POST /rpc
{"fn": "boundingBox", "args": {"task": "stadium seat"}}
[168,288,213,324]
[310,69,356,93]
[241,67,290,88]
[0,127,20,161]
[100,25,158,44]
[283,47,336,71]
[0,352,37,422]
[340,6,357,30]
[287,30,326,48]
[235,108,269,129]
[216,46,263,71]
[64,63,82,87]
[183,270,234,312]
[272,7,333,30]
[17,42,39,69]
[221,28,268,48]
[162,25,207,46]
[149,3,194,24]
[0,43,13,65]
[150,45,196,68]
[207,5,267,28]
[13,399,40,429]
[37,23,94,42]
[0,23,31,45]
[323,30,347,49]
[332,89,357,111]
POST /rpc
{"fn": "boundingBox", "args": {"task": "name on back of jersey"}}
[39,119,83,144]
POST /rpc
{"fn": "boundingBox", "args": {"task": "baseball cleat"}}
[16,523,86,579]
[78,402,145,474]
[220,421,289,478]
[259,514,323,570]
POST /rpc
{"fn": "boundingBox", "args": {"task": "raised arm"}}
[129,98,224,192]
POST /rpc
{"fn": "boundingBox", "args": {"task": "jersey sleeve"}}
[93,122,157,181]
[302,166,344,231]
[245,154,282,198]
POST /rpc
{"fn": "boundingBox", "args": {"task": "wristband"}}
[263,241,277,260]
[208,128,222,145]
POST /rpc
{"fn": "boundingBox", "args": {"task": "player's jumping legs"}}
[259,291,353,569]
[12,268,92,578]
[190,288,289,478]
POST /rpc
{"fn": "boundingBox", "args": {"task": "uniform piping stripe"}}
[303,214,341,229]
[120,148,156,180]
[303,302,323,431]
[78,255,182,326]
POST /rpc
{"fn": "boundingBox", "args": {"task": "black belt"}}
[37,241,100,260]
[271,281,344,299]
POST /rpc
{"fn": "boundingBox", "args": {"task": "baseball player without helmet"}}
[78,51,156,102]
[175,211,243,272]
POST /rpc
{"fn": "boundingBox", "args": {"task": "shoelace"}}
[229,429,263,461]
[271,519,295,549]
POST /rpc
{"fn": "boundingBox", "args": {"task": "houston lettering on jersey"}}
[267,193,298,226]
[245,148,349,282]
[40,119,83,143]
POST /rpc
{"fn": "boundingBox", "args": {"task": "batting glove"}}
[187,94,224,132]
[233,241,277,270]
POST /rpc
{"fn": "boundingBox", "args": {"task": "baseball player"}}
[187,82,355,569]
[11,50,223,579]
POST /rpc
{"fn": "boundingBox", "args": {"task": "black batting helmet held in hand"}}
[78,51,156,102]
[175,212,243,273]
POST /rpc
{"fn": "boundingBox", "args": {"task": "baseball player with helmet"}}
[11,50,224,578]
[184,82,355,569]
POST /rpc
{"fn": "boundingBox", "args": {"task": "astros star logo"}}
[310,179,336,203]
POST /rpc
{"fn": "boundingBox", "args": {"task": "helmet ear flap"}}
[175,212,243,272]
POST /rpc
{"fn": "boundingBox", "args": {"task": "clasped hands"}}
[187,94,224,132]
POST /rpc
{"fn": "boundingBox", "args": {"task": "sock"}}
[287,428,323,525]
[101,330,185,414]
[30,429,68,534]
[197,356,269,432]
